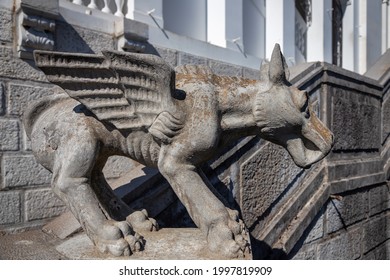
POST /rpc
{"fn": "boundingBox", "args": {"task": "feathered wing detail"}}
[34,50,175,132]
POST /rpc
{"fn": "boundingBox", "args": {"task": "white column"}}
[243,0,266,58]
[226,0,243,51]
[388,2,390,50]
[266,0,295,63]
[323,0,333,63]
[162,0,207,41]
[342,0,355,71]
[356,0,367,74]
[207,0,226,47]
[387,3,390,50]
[366,0,382,70]
[307,0,332,63]
[126,0,164,27]
[382,2,389,52]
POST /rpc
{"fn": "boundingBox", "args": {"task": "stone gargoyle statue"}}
[24,44,333,258]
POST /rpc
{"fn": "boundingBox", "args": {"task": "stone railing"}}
[69,0,126,17]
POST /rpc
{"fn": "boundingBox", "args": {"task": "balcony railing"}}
[69,0,126,17]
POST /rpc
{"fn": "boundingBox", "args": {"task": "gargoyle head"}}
[255,44,334,168]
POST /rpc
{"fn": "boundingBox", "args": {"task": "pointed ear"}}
[269,44,289,84]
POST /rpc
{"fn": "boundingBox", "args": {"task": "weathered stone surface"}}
[328,159,383,182]
[383,95,390,144]
[0,82,5,115]
[42,211,80,240]
[8,84,54,116]
[20,0,59,18]
[331,88,381,151]
[56,228,251,260]
[241,143,302,228]
[0,46,47,81]
[56,22,114,54]
[0,192,21,225]
[369,184,390,216]
[0,229,65,260]
[327,191,368,234]
[243,67,260,80]
[22,125,32,151]
[0,119,20,151]
[318,227,363,259]
[178,52,207,65]
[102,156,138,180]
[363,216,388,253]
[209,59,243,77]
[155,47,177,68]
[363,242,388,260]
[291,245,316,260]
[0,8,12,43]
[303,209,324,244]
[25,189,66,221]
[3,155,52,188]
[25,44,333,259]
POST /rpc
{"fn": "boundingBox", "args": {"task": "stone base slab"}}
[0,228,252,260]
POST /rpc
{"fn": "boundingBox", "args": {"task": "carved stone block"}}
[17,12,56,59]
[331,88,381,151]
[25,189,66,221]
[240,143,302,229]
[116,17,148,53]
[0,192,21,225]
[0,119,20,151]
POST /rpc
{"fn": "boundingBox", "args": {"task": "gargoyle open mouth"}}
[286,117,334,168]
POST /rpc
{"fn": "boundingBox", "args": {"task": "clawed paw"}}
[207,210,250,258]
[95,220,144,257]
[126,209,159,232]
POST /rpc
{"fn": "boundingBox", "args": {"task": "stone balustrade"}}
[70,0,126,17]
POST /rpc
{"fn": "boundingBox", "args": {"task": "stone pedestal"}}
[0,228,252,260]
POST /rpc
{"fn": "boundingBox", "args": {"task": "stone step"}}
[55,228,252,260]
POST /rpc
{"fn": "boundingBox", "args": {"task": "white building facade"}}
[66,0,390,74]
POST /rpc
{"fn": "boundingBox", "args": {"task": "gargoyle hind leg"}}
[51,140,144,256]
[90,166,159,233]
[158,144,250,258]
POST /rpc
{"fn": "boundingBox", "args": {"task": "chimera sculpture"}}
[23,44,333,258]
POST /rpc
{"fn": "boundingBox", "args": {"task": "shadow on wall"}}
[55,15,103,54]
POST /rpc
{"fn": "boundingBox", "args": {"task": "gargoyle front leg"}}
[158,145,250,258]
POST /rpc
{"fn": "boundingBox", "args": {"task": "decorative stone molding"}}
[117,18,149,53]
[16,0,59,59]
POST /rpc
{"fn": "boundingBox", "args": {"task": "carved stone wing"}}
[34,50,175,132]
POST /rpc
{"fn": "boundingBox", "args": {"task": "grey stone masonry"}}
[0,82,5,115]
[0,119,20,151]
[0,191,21,225]
[24,188,66,221]
[8,84,54,116]
[3,155,52,188]
[0,7,13,43]
[317,227,363,260]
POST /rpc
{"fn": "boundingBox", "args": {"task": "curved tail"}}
[23,93,68,139]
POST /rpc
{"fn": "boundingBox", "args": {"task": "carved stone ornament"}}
[24,44,334,258]
[18,12,56,59]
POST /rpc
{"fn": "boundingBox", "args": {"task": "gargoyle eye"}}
[301,95,309,113]
[291,88,308,111]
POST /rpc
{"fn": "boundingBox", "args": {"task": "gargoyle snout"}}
[286,113,334,168]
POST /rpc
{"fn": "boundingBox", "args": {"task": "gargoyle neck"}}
[219,81,269,136]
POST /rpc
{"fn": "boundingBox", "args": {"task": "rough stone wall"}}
[0,6,65,230]
[286,62,390,260]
